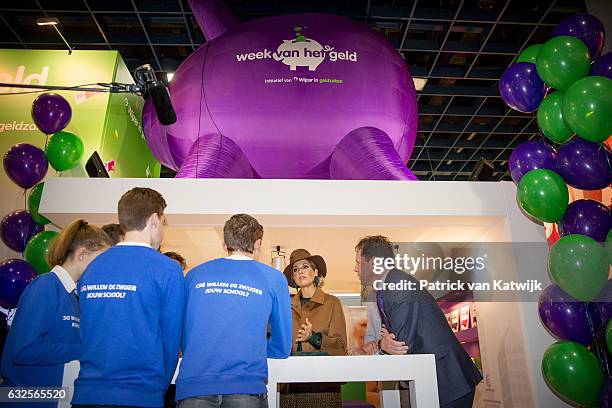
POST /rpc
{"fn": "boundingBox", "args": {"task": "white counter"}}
[169,355,439,407]
[267,355,439,407]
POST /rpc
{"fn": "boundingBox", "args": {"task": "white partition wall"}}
[41,178,514,226]
[41,178,560,407]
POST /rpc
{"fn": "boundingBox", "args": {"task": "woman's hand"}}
[296,318,313,342]
[362,341,378,355]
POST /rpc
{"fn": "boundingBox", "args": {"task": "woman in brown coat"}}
[280,249,348,408]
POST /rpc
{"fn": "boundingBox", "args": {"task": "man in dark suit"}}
[355,236,482,408]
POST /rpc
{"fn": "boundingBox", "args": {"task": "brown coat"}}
[291,287,348,355]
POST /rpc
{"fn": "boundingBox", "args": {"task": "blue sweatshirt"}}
[1,266,80,408]
[72,243,185,407]
[176,256,292,400]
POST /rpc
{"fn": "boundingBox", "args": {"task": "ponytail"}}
[46,219,112,267]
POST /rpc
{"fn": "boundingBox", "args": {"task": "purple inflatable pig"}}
[143,0,418,180]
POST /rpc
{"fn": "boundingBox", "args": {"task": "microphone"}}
[134,64,177,126]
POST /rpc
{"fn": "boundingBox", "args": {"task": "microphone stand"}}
[1,63,176,126]
[0,82,143,95]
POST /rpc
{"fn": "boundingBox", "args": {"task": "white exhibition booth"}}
[40,178,559,407]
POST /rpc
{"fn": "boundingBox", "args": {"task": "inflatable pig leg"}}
[176,134,256,178]
[330,127,418,180]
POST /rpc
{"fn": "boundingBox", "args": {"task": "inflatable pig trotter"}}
[142,0,419,180]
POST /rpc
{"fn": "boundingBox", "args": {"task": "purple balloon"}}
[552,13,605,59]
[31,92,72,135]
[599,380,612,408]
[559,199,612,242]
[143,12,419,180]
[0,210,44,253]
[499,62,546,113]
[590,52,612,79]
[0,259,36,309]
[538,284,601,345]
[3,143,48,189]
[508,140,556,183]
[556,138,612,190]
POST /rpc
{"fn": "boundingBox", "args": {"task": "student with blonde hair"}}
[1,219,112,406]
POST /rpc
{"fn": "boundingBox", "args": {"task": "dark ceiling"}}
[0,0,590,180]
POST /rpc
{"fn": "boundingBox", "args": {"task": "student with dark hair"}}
[101,223,124,245]
[1,220,112,407]
[177,214,292,408]
[355,235,482,408]
[164,251,187,272]
[72,187,186,408]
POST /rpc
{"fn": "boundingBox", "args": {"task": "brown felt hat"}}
[283,248,327,288]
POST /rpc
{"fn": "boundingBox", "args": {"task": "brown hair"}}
[47,219,113,266]
[164,251,187,270]
[101,223,124,245]
[118,187,167,232]
[355,235,395,261]
[223,214,263,254]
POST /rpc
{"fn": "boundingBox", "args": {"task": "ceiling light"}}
[413,77,427,91]
[36,17,72,54]
[36,17,59,26]
[166,72,174,82]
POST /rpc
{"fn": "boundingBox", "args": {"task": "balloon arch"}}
[500,13,611,407]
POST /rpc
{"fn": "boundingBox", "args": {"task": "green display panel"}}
[0,49,160,178]
[0,49,159,258]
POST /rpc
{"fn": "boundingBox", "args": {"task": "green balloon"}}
[536,36,590,90]
[517,169,568,223]
[542,341,603,407]
[24,231,58,275]
[562,76,612,143]
[607,319,612,355]
[606,230,612,265]
[536,92,573,144]
[27,182,50,225]
[45,131,84,171]
[548,234,608,301]
[516,44,542,64]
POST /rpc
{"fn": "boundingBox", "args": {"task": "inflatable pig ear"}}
[188,0,239,41]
